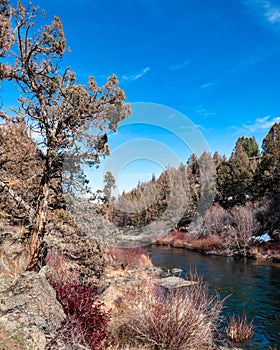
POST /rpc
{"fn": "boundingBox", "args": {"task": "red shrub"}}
[108,247,152,269]
[48,279,112,349]
[45,248,79,283]
[156,230,190,247]
[170,230,187,241]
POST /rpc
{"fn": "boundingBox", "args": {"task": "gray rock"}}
[158,276,197,290]
[171,268,183,276]
[0,230,30,275]
[0,270,65,349]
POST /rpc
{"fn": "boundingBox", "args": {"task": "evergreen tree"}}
[216,140,254,207]
[0,119,42,223]
[236,136,260,158]
[216,159,232,207]
[195,152,216,225]
[257,122,280,196]
[229,140,253,204]
[0,1,130,269]
[212,151,224,168]
[103,171,116,204]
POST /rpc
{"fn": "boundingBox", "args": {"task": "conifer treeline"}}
[104,123,280,235]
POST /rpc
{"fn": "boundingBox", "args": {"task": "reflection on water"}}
[147,246,280,349]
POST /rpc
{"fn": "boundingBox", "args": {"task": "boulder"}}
[158,276,197,290]
[0,229,30,275]
[0,269,65,349]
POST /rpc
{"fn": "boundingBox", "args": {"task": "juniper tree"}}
[0,0,130,269]
[0,119,42,223]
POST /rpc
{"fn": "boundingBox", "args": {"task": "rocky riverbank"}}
[0,245,244,350]
[0,221,247,349]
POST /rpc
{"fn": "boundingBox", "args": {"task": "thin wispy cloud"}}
[266,6,280,23]
[233,115,280,134]
[228,53,268,73]
[168,59,189,71]
[199,52,269,90]
[259,0,280,24]
[244,0,280,25]
[122,67,150,81]
[195,107,216,118]
[200,82,215,89]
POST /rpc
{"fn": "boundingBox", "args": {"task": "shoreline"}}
[151,232,280,265]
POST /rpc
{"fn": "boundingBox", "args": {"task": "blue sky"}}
[3,0,280,192]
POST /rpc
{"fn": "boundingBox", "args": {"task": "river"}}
[147,246,280,349]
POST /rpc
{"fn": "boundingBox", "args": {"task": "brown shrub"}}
[107,247,152,270]
[191,234,222,252]
[201,203,259,256]
[117,273,223,349]
[202,203,232,236]
[226,311,254,343]
[225,204,260,256]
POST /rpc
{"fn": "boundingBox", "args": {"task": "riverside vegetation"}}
[103,126,280,261]
[0,0,278,349]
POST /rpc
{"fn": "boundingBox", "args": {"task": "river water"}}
[147,246,280,349]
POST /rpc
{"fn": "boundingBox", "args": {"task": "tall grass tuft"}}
[226,311,254,343]
[117,272,224,349]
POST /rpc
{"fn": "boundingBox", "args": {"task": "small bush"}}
[108,247,152,269]
[202,204,232,236]
[226,311,254,343]
[226,204,259,256]
[156,230,192,247]
[168,230,189,246]
[45,248,79,283]
[120,273,223,349]
[170,229,187,241]
[48,278,112,349]
[191,234,222,252]
[202,203,259,256]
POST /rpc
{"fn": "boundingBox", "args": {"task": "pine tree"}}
[228,140,253,204]
[257,122,280,196]
[216,159,232,207]
[236,136,260,158]
[216,140,254,207]
[103,171,116,204]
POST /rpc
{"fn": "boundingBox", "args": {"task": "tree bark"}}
[27,173,50,270]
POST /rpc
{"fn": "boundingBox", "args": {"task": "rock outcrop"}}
[0,269,65,349]
[0,226,30,275]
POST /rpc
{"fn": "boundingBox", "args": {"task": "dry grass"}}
[191,234,222,252]
[156,230,192,247]
[226,311,254,343]
[0,328,27,350]
[108,272,223,350]
[107,247,153,270]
